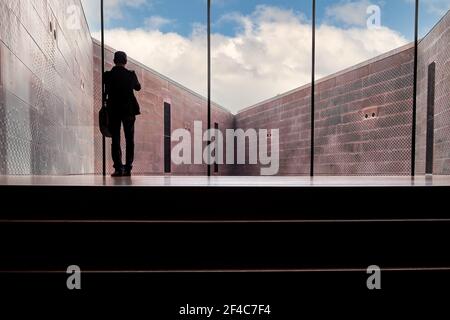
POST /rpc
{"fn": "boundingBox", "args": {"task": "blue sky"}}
[85,0,449,39]
[81,0,450,112]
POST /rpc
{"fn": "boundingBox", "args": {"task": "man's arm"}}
[132,71,141,92]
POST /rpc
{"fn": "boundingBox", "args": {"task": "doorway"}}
[425,62,436,175]
[164,102,171,174]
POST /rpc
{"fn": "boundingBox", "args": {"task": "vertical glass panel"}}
[416,1,450,175]
[86,0,207,175]
[315,0,415,176]
[212,0,313,176]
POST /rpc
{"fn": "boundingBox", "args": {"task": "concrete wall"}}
[416,11,450,175]
[235,44,415,176]
[0,0,94,175]
[93,41,235,175]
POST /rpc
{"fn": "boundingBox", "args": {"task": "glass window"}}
[212,0,313,176]
[314,0,415,175]
[90,0,208,175]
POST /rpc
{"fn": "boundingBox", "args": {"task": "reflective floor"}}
[0,175,450,187]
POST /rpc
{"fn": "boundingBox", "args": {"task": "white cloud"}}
[315,25,407,77]
[92,5,408,114]
[325,0,373,26]
[145,16,173,30]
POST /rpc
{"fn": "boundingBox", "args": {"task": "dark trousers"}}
[110,114,136,171]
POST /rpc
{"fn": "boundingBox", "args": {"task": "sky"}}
[80,0,450,113]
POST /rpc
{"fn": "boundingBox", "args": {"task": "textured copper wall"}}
[416,11,450,175]
[93,41,235,175]
[235,87,311,175]
[0,0,94,175]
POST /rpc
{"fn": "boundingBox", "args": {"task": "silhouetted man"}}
[104,51,141,177]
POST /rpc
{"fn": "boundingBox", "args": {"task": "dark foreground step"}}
[1,185,450,221]
[1,221,449,271]
[2,271,450,316]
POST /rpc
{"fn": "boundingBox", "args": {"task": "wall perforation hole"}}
[362,106,379,120]
[49,21,53,32]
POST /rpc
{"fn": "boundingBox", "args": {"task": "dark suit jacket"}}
[104,66,142,116]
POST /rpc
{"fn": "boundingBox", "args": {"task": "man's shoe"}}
[111,170,123,177]
[122,169,132,177]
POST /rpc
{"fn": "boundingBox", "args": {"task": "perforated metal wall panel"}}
[0,0,94,175]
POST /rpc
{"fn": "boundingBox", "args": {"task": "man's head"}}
[114,51,127,66]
